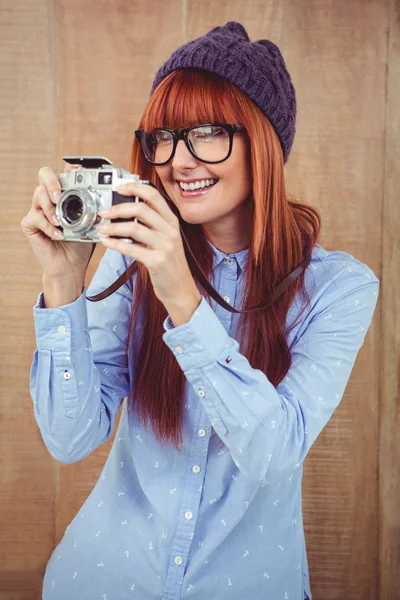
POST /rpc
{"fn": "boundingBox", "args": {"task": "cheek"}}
[223,164,251,197]
[225,144,251,192]
[154,170,174,199]
[154,167,171,187]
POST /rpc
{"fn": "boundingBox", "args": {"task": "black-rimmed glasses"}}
[135,123,246,166]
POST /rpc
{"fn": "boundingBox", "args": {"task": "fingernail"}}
[115,185,129,193]
[53,191,62,201]
[53,229,64,239]
[52,214,60,225]
[98,210,109,216]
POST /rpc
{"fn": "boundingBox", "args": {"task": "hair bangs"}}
[141,69,243,131]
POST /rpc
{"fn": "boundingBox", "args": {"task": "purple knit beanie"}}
[150,21,297,164]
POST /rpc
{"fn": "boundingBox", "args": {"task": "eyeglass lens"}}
[142,125,231,164]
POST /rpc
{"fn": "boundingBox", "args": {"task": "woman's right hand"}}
[21,163,94,280]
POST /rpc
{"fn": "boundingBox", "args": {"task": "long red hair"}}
[126,69,321,449]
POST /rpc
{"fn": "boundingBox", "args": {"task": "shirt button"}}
[57,325,67,335]
[185,511,193,520]
[63,371,71,380]
[174,556,183,565]
[174,345,183,354]
[224,258,234,265]
[198,388,206,398]
[223,296,231,303]
[192,465,201,473]
[198,429,207,437]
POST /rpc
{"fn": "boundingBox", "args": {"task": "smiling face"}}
[139,70,257,253]
[155,130,253,254]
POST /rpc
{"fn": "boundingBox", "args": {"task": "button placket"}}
[164,406,208,597]
[223,259,233,303]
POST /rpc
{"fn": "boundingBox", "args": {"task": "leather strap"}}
[87,183,312,313]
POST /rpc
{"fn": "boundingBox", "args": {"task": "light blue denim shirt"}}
[30,240,379,600]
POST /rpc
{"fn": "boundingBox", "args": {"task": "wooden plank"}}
[0,0,57,596]
[379,0,400,597]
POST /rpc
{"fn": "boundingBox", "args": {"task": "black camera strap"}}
[86,183,312,313]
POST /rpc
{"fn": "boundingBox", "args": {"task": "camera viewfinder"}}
[98,172,113,185]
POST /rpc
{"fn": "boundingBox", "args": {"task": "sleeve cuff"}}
[162,296,232,371]
[33,288,89,351]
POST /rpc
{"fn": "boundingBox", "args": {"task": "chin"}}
[179,213,208,225]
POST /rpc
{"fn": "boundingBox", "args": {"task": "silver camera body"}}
[55,156,147,243]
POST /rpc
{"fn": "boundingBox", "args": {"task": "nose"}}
[171,139,198,170]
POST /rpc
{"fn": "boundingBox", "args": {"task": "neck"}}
[202,199,253,255]
[205,235,250,255]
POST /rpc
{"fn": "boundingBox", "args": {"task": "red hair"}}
[126,69,321,449]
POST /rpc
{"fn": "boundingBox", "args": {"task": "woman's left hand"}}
[97,181,201,313]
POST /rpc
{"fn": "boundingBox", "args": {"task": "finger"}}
[64,163,83,174]
[114,182,177,224]
[99,201,173,237]
[38,166,63,205]
[21,208,64,240]
[33,184,60,227]
[98,219,158,247]
[99,235,151,265]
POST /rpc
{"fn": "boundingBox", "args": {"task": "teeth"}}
[179,178,217,191]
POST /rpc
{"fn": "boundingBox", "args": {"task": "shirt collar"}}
[205,237,249,273]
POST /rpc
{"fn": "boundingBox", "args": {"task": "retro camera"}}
[55,156,148,243]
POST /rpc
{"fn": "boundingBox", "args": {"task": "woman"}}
[22,21,379,600]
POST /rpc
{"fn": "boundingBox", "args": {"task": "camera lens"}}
[57,188,97,234]
[62,194,84,224]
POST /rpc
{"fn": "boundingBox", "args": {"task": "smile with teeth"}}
[179,178,218,191]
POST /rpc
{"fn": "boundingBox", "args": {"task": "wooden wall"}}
[0,0,398,598]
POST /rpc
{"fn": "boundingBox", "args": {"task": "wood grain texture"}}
[280,2,385,598]
[0,0,57,594]
[1,0,397,598]
[379,0,400,597]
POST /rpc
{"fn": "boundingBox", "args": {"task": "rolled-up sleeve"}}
[162,259,380,484]
[30,250,133,463]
